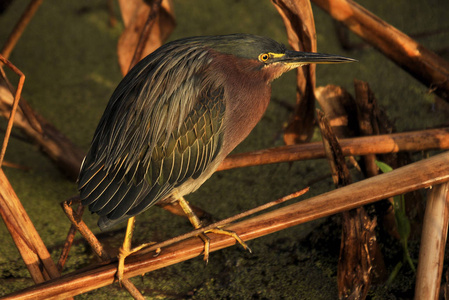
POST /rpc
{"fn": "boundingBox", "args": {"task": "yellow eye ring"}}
[259,53,269,62]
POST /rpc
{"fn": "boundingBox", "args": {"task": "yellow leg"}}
[116,216,156,282]
[177,196,251,262]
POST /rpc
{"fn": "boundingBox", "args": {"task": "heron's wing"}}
[78,84,226,230]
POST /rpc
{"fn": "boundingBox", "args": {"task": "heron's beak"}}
[281,50,356,66]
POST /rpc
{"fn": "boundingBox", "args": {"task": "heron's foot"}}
[197,232,211,263]
[176,196,251,262]
[199,228,252,262]
[117,241,157,283]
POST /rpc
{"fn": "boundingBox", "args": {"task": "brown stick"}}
[354,80,379,176]
[0,54,25,166]
[0,67,42,134]
[318,109,375,299]
[61,197,110,261]
[311,0,449,101]
[351,80,390,282]
[415,183,449,299]
[4,151,449,299]
[57,203,85,272]
[0,169,60,284]
[60,197,144,299]
[217,127,449,171]
[0,56,61,284]
[0,81,85,180]
[317,110,351,186]
[140,187,309,255]
[315,85,358,138]
[120,280,145,300]
[0,0,43,60]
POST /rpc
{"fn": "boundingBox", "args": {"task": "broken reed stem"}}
[120,280,145,300]
[61,197,110,261]
[0,54,25,167]
[140,187,309,255]
[58,189,307,299]
[217,127,449,171]
[0,65,43,134]
[316,109,351,186]
[127,0,163,72]
[5,152,449,300]
[354,79,379,177]
[415,183,449,299]
[271,0,318,144]
[57,203,85,272]
[0,55,67,295]
[311,0,449,101]
[0,169,61,284]
[60,197,143,299]
[317,107,375,299]
[0,0,43,60]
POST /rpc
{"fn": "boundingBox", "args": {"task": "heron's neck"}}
[210,55,272,157]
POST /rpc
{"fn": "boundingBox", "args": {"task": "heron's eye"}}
[259,53,269,62]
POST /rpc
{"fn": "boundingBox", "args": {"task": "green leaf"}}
[375,160,393,173]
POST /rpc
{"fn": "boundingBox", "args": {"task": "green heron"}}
[78,33,355,281]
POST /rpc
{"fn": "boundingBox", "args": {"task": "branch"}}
[312,0,449,101]
[415,183,449,298]
[0,169,61,284]
[4,151,449,299]
[217,127,449,171]
[0,54,25,166]
[0,76,85,180]
[0,0,43,60]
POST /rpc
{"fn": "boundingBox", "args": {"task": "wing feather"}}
[79,82,226,230]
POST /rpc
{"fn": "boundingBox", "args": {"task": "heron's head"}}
[191,34,356,82]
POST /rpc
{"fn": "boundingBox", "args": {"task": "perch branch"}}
[4,151,449,299]
[140,187,309,255]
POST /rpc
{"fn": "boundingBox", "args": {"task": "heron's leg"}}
[177,196,251,262]
[177,196,211,260]
[117,216,157,282]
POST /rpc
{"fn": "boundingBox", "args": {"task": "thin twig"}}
[61,197,110,261]
[60,197,144,299]
[57,203,85,272]
[1,160,31,171]
[0,54,25,167]
[0,61,43,134]
[1,0,44,60]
